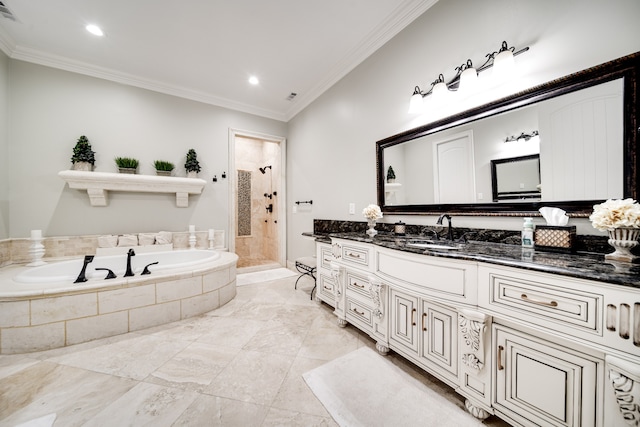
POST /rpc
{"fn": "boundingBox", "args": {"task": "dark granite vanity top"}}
[306,231,640,289]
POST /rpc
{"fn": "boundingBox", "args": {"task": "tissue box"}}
[534,225,576,252]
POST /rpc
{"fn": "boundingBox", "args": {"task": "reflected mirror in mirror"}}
[490,154,540,201]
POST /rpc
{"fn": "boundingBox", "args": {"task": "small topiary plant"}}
[71,135,95,166]
[387,165,396,182]
[184,149,201,173]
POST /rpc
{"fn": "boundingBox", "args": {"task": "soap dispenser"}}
[522,217,534,248]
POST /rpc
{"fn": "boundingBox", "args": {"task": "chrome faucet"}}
[124,249,136,277]
[437,214,454,241]
[74,255,94,283]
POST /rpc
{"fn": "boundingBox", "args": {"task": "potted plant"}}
[154,160,175,176]
[387,165,396,183]
[70,135,95,171]
[114,157,139,174]
[185,148,201,178]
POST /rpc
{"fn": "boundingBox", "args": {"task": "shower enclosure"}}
[232,133,284,270]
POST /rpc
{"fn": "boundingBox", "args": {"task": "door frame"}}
[228,128,287,266]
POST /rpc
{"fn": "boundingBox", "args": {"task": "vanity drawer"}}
[317,273,335,305]
[346,297,374,329]
[341,243,371,269]
[479,266,603,335]
[346,272,370,297]
[319,245,334,270]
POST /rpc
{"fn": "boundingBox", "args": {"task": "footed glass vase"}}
[366,219,378,237]
[605,227,640,263]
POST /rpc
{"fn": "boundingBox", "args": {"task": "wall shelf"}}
[58,170,206,207]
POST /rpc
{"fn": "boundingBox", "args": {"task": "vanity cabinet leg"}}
[375,342,389,355]
[336,318,348,328]
[464,399,490,420]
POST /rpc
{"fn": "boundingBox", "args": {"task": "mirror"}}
[490,154,540,201]
[377,52,639,216]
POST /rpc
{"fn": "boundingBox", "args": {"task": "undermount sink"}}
[406,240,461,251]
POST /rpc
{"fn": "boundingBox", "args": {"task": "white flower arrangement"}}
[362,204,383,220]
[589,198,640,231]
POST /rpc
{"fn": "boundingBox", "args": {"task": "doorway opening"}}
[229,129,286,271]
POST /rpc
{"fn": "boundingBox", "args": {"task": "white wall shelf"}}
[58,170,206,207]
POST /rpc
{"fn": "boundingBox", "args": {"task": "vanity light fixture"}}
[248,76,259,85]
[504,130,539,143]
[408,40,529,113]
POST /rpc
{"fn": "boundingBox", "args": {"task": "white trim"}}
[228,128,287,267]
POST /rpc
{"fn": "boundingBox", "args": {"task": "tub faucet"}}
[124,249,136,277]
[437,214,454,241]
[74,255,94,283]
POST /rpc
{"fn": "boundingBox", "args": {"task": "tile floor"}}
[0,273,509,426]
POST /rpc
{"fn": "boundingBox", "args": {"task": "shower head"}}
[259,165,272,174]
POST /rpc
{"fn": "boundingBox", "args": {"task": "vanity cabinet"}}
[389,288,458,385]
[493,323,600,427]
[315,242,335,307]
[317,237,640,427]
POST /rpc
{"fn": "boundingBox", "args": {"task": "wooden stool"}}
[295,257,317,299]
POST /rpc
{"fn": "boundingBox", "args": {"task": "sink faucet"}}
[124,249,135,277]
[437,214,454,241]
[74,255,94,283]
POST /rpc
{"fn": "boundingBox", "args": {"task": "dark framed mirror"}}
[376,52,639,217]
[490,154,540,202]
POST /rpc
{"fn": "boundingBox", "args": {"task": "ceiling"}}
[0,0,436,122]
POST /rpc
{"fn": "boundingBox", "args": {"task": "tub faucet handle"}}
[95,267,116,279]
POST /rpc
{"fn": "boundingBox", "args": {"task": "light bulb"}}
[493,48,515,82]
[459,66,478,95]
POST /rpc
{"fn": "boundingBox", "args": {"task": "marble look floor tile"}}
[262,407,338,427]
[48,334,190,380]
[83,382,198,427]
[195,316,264,349]
[298,322,360,361]
[242,320,309,356]
[172,394,269,426]
[0,355,39,381]
[204,350,294,405]
[270,356,332,417]
[145,341,239,392]
[0,361,135,426]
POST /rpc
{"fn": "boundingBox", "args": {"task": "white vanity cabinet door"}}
[390,288,419,354]
[493,324,600,427]
[419,300,458,377]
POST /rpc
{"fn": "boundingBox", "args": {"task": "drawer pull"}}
[352,307,365,317]
[352,281,365,289]
[422,312,427,331]
[411,308,417,326]
[497,345,504,371]
[323,285,332,291]
[347,252,361,258]
[521,293,558,308]
[323,257,331,262]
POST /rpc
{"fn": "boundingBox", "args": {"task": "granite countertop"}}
[306,231,640,289]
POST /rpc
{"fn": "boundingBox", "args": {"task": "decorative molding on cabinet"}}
[606,355,640,426]
[59,170,206,207]
[458,309,490,372]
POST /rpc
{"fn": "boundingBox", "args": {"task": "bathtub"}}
[0,249,238,354]
[14,249,221,284]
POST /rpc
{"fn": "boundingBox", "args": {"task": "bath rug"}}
[237,267,296,286]
[15,413,57,427]
[303,347,483,427]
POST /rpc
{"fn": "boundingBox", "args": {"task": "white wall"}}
[7,61,287,241]
[0,50,8,239]
[286,0,640,261]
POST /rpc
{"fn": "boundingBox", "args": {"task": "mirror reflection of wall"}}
[382,78,623,207]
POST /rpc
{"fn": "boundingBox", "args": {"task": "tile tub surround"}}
[0,251,238,354]
[1,231,221,266]
[312,219,614,255]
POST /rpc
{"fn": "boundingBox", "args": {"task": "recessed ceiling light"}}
[248,76,259,85]
[86,24,104,37]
